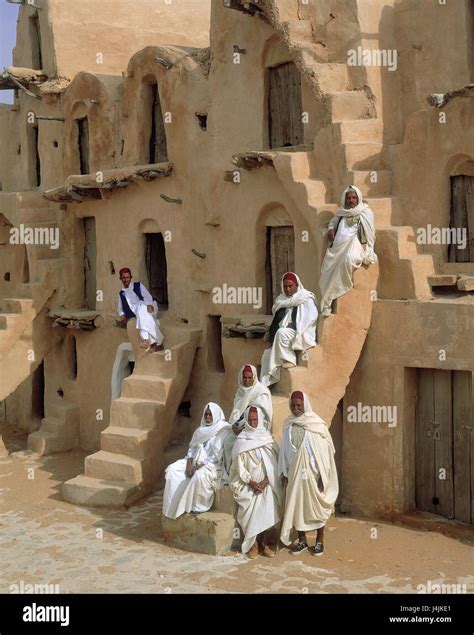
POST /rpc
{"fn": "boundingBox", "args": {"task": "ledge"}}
[221,314,272,338]
[49,307,104,330]
[43,162,173,203]
[427,84,474,108]
[232,144,313,170]
[0,66,47,90]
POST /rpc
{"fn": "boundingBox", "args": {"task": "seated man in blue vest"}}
[117,267,164,352]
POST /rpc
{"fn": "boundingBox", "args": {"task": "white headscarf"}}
[283,391,335,449]
[272,273,318,351]
[189,402,229,448]
[229,364,273,427]
[231,406,275,459]
[335,185,368,219]
[334,186,377,264]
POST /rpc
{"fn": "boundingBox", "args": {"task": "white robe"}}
[229,408,282,552]
[117,282,164,345]
[261,274,318,387]
[162,404,231,519]
[319,186,377,316]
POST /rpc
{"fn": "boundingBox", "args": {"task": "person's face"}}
[120,272,132,288]
[242,370,253,387]
[345,190,358,208]
[204,407,213,424]
[290,397,305,416]
[283,279,298,296]
[248,411,259,428]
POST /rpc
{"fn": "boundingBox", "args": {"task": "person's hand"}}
[147,304,154,313]
[327,228,335,243]
[195,463,204,471]
[281,475,288,487]
[120,315,127,324]
[185,461,195,478]
[232,423,242,436]
[258,477,269,490]
[249,480,263,494]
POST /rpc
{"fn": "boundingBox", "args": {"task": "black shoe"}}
[290,541,308,555]
[312,542,324,556]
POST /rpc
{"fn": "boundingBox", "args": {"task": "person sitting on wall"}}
[117,267,164,352]
[260,272,318,387]
[162,403,231,519]
[319,185,377,317]
[229,406,282,559]
[222,364,273,481]
[279,391,339,556]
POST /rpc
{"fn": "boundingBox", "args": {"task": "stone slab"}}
[162,511,240,555]
[427,275,458,287]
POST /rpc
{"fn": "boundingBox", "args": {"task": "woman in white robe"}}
[162,403,231,519]
[279,391,339,556]
[319,185,377,317]
[260,272,318,387]
[222,364,273,481]
[230,406,282,558]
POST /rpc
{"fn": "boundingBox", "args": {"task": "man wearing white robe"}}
[117,267,164,352]
[279,391,339,556]
[230,406,282,559]
[163,403,231,519]
[319,186,377,317]
[260,272,318,387]
[222,364,273,481]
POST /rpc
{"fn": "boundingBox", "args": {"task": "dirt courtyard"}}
[0,423,472,595]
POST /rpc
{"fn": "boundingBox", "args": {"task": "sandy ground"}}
[0,423,473,595]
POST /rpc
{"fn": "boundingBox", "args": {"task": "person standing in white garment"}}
[117,267,164,352]
[222,364,273,481]
[162,403,231,519]
[230,406,282,559]
[279,390,339,556]
[319,186,377,317]
[260,272,318,387]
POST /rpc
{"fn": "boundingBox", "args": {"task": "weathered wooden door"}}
[268,62,303,149]
[449,175,474,262]
[83,217,96,310]
[149,82,168,164]
[265,225,295,312]
[77,117,90,175]
[145,233,168,309]
[416,368,473,523]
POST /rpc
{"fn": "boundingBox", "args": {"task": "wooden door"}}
[416,368,473,523]
[83,217,96,310]
[449,175,474,262]
[265,225,295,312]
[268,62,303,149]
[145,233,168,309]
[77,118,90,175]
[149,82,168,164]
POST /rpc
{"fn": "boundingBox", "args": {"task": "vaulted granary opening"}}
[144,232,168,310]
[416,368,473,524]
[265,225,295,313]
[77,117,90,175]
[29,12,42,70]
[449,175,474,262]
[267,61,303,149]
[31,361,45,421]
[147,80,168,164]
[83,217,96,309]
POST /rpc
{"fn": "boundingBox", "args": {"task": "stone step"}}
[42,417,79,444]
[366,197,394,226]
[307,62,348,93]
[428,274,458,287]
[299,178,327,207]
[109,397,164,430]
[61,475,139,508]
[336,119,383,144]
[162,511,239,555]
[457,276,474,292]
[283,19,313,43]
[85,450,143,483]
[327,91,372,122]
[343,142,388,171]
[0,314,18,330]
[27,430,76,455]
[348,170,392,198]
[0,298,31,314]
[49,400,79,425]
[101,426,150,460]
[377,225,420,259]
[121,374,172,402]
[285,151,313,181]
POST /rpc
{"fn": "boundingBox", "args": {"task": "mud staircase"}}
[27,400,79,455]
[62,319,201,507]
[0,195,66,401]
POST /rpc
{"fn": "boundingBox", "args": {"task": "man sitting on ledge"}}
[117,267,164,352]
[260,272,318,387]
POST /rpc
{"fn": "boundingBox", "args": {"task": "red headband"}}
[243,365,253,374]
[119,267,131,277]
[291,391,304,401]
[283,272,298,284]
[248,406,258,415]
